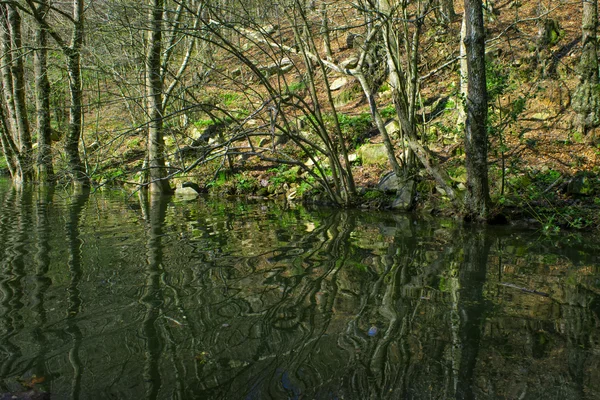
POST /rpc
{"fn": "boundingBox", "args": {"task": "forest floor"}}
[78,0,599,232]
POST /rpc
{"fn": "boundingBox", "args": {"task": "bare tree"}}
[0,4,32,182]
[33,0,54,181]
[25,0,89,185]
[145,0,173,194]
[463,0,491,219]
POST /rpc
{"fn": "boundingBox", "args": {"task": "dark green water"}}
[0,180,599,399]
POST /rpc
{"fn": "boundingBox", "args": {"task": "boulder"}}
[391,180,416,211]
[175,181,203,198]
[378,171,401,193]
[341,57,359,69]
[329,77,348,91]
[567,173,594,196]
[359,143,388,166]
[385,119,400,137]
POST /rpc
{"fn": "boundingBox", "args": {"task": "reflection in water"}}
[0,182,599,399]
[32,185,55,388]
[453,229,491,400]
[0,186,32,382]
[65,188,89,400]
[140,192,168,400]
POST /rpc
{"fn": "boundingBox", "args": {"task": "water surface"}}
[0,179,599,399]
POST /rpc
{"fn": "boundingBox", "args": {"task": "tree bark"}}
[463,3,491,220]
[65,0,88,185]
[457,15,468,127]
[439,0,457,25]
[146,0,172,194]
[34,4,54,182]
[24,0,88,185]
[572,0,600,138]
[0,4,30,182]
[7,5,31,157]
[0,5,17,141]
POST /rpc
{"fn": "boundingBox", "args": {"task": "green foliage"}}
[486,61,511,101]
[286,80,306,95]
[194,118,216,129]
[296,176,316,197]
[378,83,390,93]
[220,92,241,106]
[233,173,258,193]
[269,165,299,186]
[335,113,373,146]
[127,137,141,149]
[363,190,383,200]
[381,105,396,119]
[207,171,227,189]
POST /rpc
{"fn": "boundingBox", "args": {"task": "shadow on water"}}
[0,184,599,399]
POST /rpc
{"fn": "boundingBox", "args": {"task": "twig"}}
[498,282,550,297]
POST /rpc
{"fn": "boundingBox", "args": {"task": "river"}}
[0,179,599,399]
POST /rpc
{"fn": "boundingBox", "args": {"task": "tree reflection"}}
[139,191,169,400]
[0,186,31,380]
[451,228,491,400]
[0,190,599,398]
[65,187,90,400]
[31,185,55,387]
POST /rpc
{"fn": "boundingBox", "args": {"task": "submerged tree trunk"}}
[572,0,600,139]
[463,2,491,219]
[146,0,172,194]
[34,6,54,182]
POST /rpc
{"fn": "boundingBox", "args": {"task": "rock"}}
[0,390,50,400]
[260,24,278,35]
[567,173,594,196]
[390,180,416,211]
[175,181,203,197]
[358,143,388,166]
[329,77,348,91]
[258,58,293,76]
[531,112,552,121]
[347,153,358,162]
[175,187,200,197]
[385,119,400,137]
[378,171,401,193]
[230,67,242,78]
[341,56,359,69]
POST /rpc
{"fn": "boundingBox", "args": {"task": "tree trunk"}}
[0,102,21,180]
[34,7,54,182]
[146,0,172,194]
[463,1,491,219]
[457,15,468,127]
[7,6,31,156]
[572,0,600,139]
[65,0,88,185]
[439,0,457,25]
[0,5,17,141]
[0,4,30,182]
